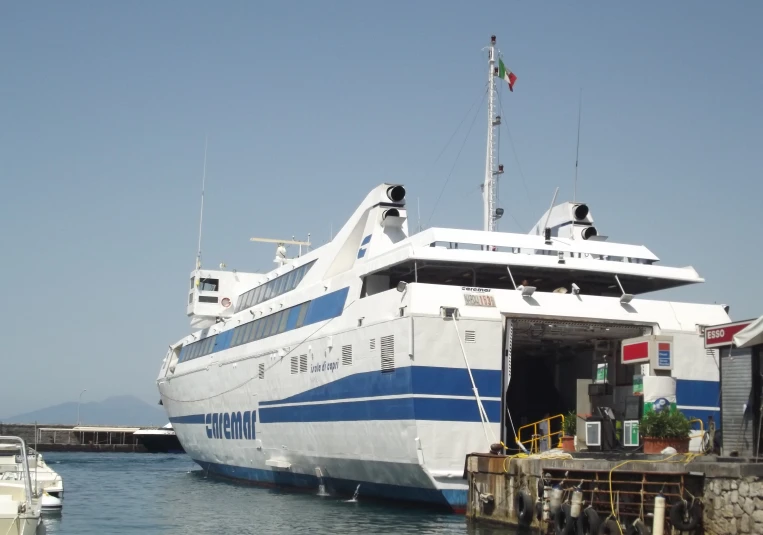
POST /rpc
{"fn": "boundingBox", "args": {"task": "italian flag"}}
[498,58,517,92]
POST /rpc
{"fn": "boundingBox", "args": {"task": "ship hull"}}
[194,458,466,511]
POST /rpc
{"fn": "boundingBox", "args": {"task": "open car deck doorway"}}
[502,317,652,450]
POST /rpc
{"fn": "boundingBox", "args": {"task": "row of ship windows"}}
[179,302,309,363]
[236,261,316,313]
[178,287,350,364]
[231,302,309,348]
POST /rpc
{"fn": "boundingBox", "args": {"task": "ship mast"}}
[482,35,503,232]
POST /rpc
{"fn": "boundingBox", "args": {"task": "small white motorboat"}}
[29,451,63,511]
[0,436,41,535]
[0,442,63,511]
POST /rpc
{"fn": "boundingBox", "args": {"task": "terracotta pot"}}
[643,436,689,454]
[561,435,575,453]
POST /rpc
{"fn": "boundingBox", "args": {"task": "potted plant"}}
[640,408,691,454]
[561,411,577,452]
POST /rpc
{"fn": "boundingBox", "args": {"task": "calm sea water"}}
[40,453,519,535]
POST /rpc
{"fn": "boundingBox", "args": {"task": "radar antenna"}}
[250,236,312,266]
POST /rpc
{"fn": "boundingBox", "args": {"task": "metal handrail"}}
[688,418,704,432]
[517,414,566,453]
[0,436,34,510]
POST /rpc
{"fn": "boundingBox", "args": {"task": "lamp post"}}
[76,389,87,426]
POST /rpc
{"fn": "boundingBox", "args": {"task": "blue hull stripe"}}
[171,397,500,425]
[193,459,466,511]
[169,414,206,424]
[259,366,501,407]
[259,397,500,424]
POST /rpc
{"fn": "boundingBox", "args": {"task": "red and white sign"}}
[622,340,650,364]
[704,320,754,348]
[620,335,674,370]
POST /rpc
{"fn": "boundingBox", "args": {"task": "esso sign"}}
[706,328,726,341]
[704,321,753,348]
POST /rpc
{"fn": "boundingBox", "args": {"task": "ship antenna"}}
[573,89,582,203]
[417,197,422,233]
[482,35,501,232]
[196,136,208,270]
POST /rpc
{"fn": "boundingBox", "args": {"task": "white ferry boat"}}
[156,36,729,511]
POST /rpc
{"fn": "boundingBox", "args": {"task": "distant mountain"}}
[2,395,168,427]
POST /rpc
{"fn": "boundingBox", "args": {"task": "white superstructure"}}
[156,37,729,511]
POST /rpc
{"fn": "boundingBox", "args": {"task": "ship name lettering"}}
[205,410,256,440]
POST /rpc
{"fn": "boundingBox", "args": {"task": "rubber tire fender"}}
[598,518,621,535]
[515,490,534,526]
[577,506,602,535]
[669,499,701,531]
[554,503,576,535]
[627,519,651,535]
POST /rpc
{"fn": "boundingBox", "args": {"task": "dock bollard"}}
[653,494,665,535]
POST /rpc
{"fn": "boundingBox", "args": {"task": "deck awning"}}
[734,315,763,348]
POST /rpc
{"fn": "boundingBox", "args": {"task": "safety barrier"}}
[517,414,565,454]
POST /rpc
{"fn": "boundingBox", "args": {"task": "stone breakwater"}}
[704,477,763,535]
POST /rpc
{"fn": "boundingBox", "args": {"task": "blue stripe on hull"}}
[193,459,465,511]
[259,366,501,407]
[170,397,501,425]
[168,414,206,424]
[258,397,500,423]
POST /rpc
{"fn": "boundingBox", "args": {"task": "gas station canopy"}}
[734,315,763,348]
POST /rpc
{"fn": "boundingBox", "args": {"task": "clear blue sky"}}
[1,2,761,416]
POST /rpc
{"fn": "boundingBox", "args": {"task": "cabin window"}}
[235,261,316,314]
[275,276,288,297]
[263,281,275,302]
[284,270,297,292]
[199,278,219,292]
[190,277,195,289]
[253,319,266,340]
[251,287,262,307]
[268,312,283,337]
[199,296,218,303]
[261,316,274,338]
[277,311,289,334]
[241,322,253,344]
[295,302,309,328]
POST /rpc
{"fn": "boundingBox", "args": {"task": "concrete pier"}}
[0,423,148,452]
[466,452,763,534]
